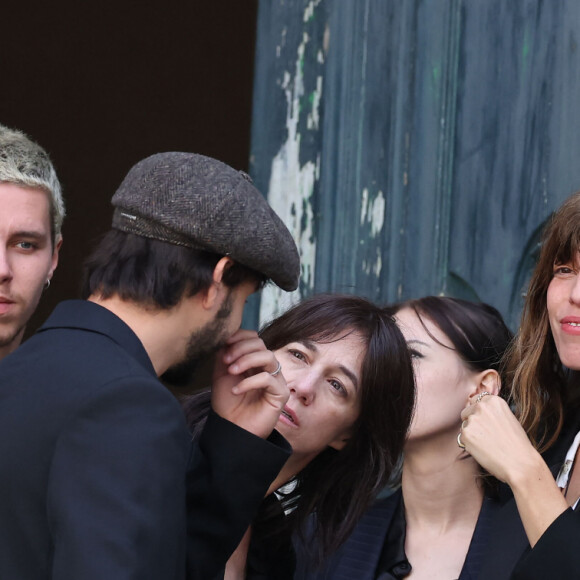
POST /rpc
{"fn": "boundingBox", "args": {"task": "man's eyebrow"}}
[11,230,48,240]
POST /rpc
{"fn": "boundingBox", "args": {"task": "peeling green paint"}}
[307,76,323,130]
[303,0,322,23]
[259,27,320,324]
[359,188,385,237]
[375,247,383,277]
[359,188,385,279]
[354,0,370,198]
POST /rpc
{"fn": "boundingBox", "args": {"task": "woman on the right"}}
[460,190,580,578]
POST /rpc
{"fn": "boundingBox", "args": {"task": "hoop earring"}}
[44,279,51,291]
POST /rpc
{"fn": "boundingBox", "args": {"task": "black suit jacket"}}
[296,489,518,580]
[479,409,580,580]
[0,300,290,580]
[294,492,399,580]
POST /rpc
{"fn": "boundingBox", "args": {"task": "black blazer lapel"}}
[330,490,401,580]
[476,410,580,580]
[459,496,496,580]
[475,495,529,580]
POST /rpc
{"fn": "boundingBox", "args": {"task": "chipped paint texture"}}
[307,76,323,130]
[360,188,385,236]
[359,188,385,277]
[362,248,383,277]
[276,27,288,58]
[259,28,322,325]
[304,0,322,23]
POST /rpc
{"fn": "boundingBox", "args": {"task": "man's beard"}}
[0,323,26,359]
[161,291,233,386]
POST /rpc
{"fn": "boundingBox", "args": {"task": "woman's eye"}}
[329,379,346,395]
[409,349,423,359]
[289,349,305,361]
[553,264,575,276]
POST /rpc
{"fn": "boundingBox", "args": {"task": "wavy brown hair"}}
[507,191,580,451]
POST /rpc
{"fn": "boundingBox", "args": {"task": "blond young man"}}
[0,125,64,359]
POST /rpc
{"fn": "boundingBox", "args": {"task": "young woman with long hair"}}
[460,191,580,578]
[184,293,416,579]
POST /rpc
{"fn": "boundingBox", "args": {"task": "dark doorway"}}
[1,1,258,334]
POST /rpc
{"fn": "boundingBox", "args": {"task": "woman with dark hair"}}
[460,191,580,578]
[298,296,513,579]
[183,293,416,579]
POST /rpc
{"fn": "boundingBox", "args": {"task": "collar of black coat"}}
[37,299,156,377]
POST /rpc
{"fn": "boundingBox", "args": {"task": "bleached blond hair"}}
[0,124,65,240]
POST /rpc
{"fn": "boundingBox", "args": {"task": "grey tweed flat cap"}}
[111,152,300,291]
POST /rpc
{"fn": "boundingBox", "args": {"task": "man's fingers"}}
[225,348,280,377]
[225,329,259,346]
[231,371,287,400]
[223,337,267,366]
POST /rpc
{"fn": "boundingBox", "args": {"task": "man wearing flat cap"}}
[0,152,300,580]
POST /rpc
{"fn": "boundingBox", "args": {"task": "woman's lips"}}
[279,405,299,427]
[560,317,580,335]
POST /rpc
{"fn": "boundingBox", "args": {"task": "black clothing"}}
[480,406,580,579]
[0,300,290,580]
[296,489,508,580]
[245,494,296,580]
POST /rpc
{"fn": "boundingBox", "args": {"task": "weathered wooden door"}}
[248,0,580,330]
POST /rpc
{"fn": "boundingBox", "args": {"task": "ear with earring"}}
[474,369,501,398]
[44,279,51,291]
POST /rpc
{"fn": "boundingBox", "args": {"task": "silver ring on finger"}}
[269,361,282,377]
